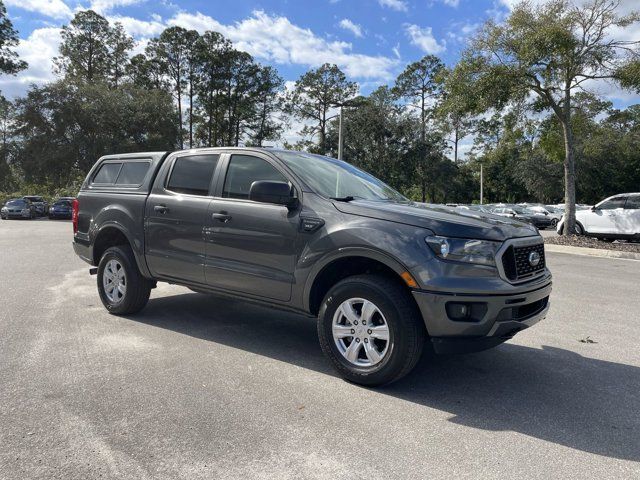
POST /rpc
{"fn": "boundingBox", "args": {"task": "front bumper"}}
[3,211,31,218]
[49,211,72,218]
[412,278,552,354]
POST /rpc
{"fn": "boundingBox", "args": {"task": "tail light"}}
[72,199,79,234]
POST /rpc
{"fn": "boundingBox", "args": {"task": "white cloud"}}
[338,18,363,38]
[169,10,398,80]
[0,27,61,98]
[404,24,446,54]
[378,0,408,12]
[108,15,166,37]
[89,0,145,15]
[4,0,73,19]
[392,43,401,59]
[441,0,460,6]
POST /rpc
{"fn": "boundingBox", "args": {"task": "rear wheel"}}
[317,274,425,386]
[97,245,152,315]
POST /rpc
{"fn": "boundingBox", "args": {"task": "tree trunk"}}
[453,124,459,164]
[561,119,577,235]
[177,73,183,150]
[189,70,194,148]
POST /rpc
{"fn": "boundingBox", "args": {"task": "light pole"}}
[338,106,344,160]
[480,163,484,204]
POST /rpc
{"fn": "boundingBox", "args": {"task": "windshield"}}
[24,196,43,202]
[54,201,71,207]
[7,200,27,207]
[275,151,407,202]
[511,206,531,214]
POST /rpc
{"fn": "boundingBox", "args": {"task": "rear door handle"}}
[154,205,168,214]
[212,212,232,223]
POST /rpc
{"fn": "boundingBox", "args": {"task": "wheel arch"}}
[304,248,417,316]
[92,223,150,277]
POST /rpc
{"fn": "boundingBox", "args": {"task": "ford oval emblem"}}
[528,251,541,267]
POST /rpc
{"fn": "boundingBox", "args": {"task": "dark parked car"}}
[23,195,49,216]
[73,148,552,386]
[492,206,553,229]
[1,198,36,219]
[48,199,73,219]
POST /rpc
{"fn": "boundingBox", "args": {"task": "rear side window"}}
[115,161,150,185]
[625,195,640,209]
[166,154,219,196]
[598,197,627,210]
[93,163,122,184]
[222,155,287,200]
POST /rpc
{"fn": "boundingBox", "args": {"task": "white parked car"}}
[556,193,640,240]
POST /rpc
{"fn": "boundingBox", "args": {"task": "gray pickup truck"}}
[73,148,552,385]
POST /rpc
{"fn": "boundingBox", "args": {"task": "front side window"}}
[624,195,640,209]
[222,155,287,200]
[166,154,219,196]
[93,163,122,184]
[598,197,627,210]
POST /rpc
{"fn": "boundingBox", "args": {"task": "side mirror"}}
[249,180,297,208]
[591,205,598,211]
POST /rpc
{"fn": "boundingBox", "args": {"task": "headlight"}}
[425,236,500,267]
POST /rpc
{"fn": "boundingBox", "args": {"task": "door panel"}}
[205,200,299,301]
[145,154,219,284]
[587,197,627,234]
[204,153,299,301]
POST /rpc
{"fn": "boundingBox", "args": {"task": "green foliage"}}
[285,63,357,153]
[0,4,639,212]
[13,79,178,185]
[0,0,27,75]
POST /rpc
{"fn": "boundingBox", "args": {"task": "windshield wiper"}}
[330,196,356,202]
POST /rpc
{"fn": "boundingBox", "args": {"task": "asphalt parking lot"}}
[1,220,639,479]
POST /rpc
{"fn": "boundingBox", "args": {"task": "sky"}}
[1,0,638,149]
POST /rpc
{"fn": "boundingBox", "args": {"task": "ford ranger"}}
[72,148,552,386]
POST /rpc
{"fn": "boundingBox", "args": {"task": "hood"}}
[333,200,538,241]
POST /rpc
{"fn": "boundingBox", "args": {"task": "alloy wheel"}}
[332,298,390,367]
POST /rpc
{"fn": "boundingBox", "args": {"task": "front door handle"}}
[154,204,169,214]
[212,212,232,223]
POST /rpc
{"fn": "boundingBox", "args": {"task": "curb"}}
[544,243,640,261]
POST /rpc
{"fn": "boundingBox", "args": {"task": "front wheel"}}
[97,245,152,315]
[317,274,425,386]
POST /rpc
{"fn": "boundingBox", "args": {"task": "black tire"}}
[97,245,152,315]
[317,274,425,387]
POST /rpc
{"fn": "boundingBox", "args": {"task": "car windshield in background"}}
[24,197,43,202]
[275,151,408,202]
[511,207,533,215]
[54,201,71,207]
[7,200,27,206]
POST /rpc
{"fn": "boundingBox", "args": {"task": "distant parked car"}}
[1,198,36,219]
[23,195,49,216]
[556,193,640,240]
[528,205,562,227]
[48,199,73,219]
[493,206,553,229]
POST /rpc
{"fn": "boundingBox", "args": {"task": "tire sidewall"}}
[97,247,131,313]
[318,279,411,383]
